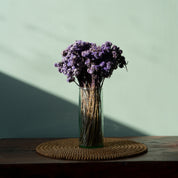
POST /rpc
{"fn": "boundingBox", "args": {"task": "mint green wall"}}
[0,0,177,137]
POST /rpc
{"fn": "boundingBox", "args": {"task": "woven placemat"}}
[36,138,147,160]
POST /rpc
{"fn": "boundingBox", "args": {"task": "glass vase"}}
[79,87,104,148]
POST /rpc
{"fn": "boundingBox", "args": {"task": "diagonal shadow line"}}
[0,72,147,138]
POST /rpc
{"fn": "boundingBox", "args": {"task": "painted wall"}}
[0,0,177,138]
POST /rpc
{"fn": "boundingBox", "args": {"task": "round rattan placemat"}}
[36,138,147,160]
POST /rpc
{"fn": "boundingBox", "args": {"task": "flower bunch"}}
[55,40,127,88]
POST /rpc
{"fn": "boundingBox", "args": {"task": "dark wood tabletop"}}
[0,136,178,178]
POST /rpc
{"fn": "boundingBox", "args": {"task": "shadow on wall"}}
[0,72,147,138]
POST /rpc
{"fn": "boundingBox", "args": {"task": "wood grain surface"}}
[0,136,178,177]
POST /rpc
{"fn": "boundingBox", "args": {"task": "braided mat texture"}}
[36,138,147,160]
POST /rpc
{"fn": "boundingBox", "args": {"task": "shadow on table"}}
[0,72,147,138]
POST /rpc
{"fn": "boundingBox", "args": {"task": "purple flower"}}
[67,60,73,66]
[105,41,112,46]
[81,50,90,57]
[85,58,90,66]
[74,69,80,76]
[58,68,62,73]
[54,40,127,86]
[87,64,95,74]
[112,51,117,59]
[99,61,105,67]
[99,52,103,57]
[95,65,100,71]
[106,62,112,70]
[54,63,58,67]
[103,67,108,71]
[93,52,98,59]
[112,45,118,51]
[67,76,75,82]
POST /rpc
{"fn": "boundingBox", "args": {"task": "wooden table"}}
[0,136,178,178]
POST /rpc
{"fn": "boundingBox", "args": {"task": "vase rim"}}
[79,87,102,90]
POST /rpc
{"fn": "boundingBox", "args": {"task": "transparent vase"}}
[79,87,104,148]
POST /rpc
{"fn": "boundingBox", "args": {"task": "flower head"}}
[55,40,127,88]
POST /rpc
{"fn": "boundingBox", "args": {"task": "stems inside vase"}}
[79,87,104,148]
